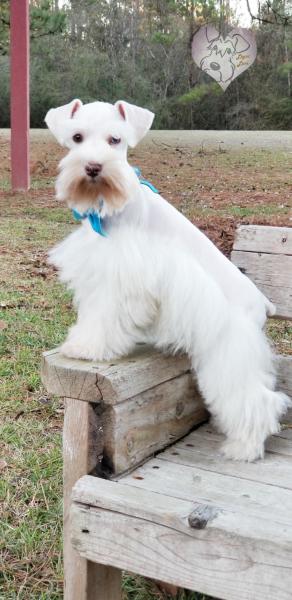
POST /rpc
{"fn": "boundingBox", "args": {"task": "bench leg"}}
[63,398,122,600]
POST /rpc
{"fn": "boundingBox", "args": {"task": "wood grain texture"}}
[159,440,292,489]
[70,498,292,600]
[233,225,292,255]
[279,427,292,440]
[121,457,292,523]
[72,476,195,533]
[41,345,190,404]
[231,250,292,319]
[187,423,292,456]
[102,373,207,474]
[71,421,292,600]
[278,355,292,399]
[63,399,121,600]
[42,349,102,403]
[42,347,206,475]
[86,563,121,600]
[72,474,292,538]
[119,427,292,523]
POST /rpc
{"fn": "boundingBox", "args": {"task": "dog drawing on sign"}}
[200,27,250,84]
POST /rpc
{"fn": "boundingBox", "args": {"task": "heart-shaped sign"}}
[192,26,257,90]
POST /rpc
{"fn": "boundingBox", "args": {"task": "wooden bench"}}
[41,225,292,600]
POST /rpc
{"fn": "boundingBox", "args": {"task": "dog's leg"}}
[60,324,135,361]
[156,252,290,461]
[195,311,290,461]
[60,275,157,362]
[60,308,137,362]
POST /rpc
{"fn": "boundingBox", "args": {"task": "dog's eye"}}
[73,133,83,143]
[108,136,121,145]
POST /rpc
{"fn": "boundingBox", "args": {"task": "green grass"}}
[1,145,291,598]
[179,202,290,220]
[122,575,207,599]
[1,416,63,598]
[0,177,56,191]
[0,209,74,597]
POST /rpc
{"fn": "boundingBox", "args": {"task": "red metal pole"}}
[10,0,30,191]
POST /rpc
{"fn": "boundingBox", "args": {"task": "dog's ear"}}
[115,100,154,147]
[205,25,220,44]
[45,99,83,145]
[232,33,250,54]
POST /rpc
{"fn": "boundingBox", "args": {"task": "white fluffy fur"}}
[45,99,290,462]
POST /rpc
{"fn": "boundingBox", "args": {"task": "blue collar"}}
[72,207,107,236]
[72,166,158,237]
[133,167,159,194]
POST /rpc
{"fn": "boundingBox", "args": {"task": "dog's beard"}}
[56,160,140,215]
[68,174,127,211]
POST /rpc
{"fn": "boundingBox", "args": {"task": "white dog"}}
[45,99,290,461]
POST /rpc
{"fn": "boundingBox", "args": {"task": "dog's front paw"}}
[60,338,120,362]
[60,340,96,361]
[221,439,264,462]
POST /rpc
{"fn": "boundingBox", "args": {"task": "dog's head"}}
[45,100,154,214]
[200,28,250,84]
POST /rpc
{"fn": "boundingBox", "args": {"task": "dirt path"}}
[1,129,292,151]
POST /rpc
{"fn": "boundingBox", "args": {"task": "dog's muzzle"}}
[210,62,220,71]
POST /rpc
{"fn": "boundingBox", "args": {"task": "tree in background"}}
[0,0,291,129]
[0,0,66,127]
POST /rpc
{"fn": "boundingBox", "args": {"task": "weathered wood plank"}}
[42,347,207,475]
[159,440,292,489]
[86,563,122,600]
[73,475,292,530]
[41,347,289,479]
[42,350,102,403]
[72,476,195,533]
[259,285,292,319]
[232,251,292,310]
[277,354,292,399]
[102,374,207,474]
[41,346,190,404]
[186,422,292,456]
[71,500,292,600]
[63,399,121,600]
[233,225,292,255]
[279,427,292,440]
[231,250,292,319]
[63,399,93,600]
[119,456,292,523]
[175,428,292,459]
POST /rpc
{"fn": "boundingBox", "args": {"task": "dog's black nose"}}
[85,163,102,178]
[210,62,220,71]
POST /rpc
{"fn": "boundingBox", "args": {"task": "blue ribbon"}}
[133,167,159,194]
[72,208,107,237]
[72,167,158,236]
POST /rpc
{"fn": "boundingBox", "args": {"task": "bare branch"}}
[246,0,292,26]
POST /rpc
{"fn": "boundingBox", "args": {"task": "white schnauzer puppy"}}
[45,98,290,461]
